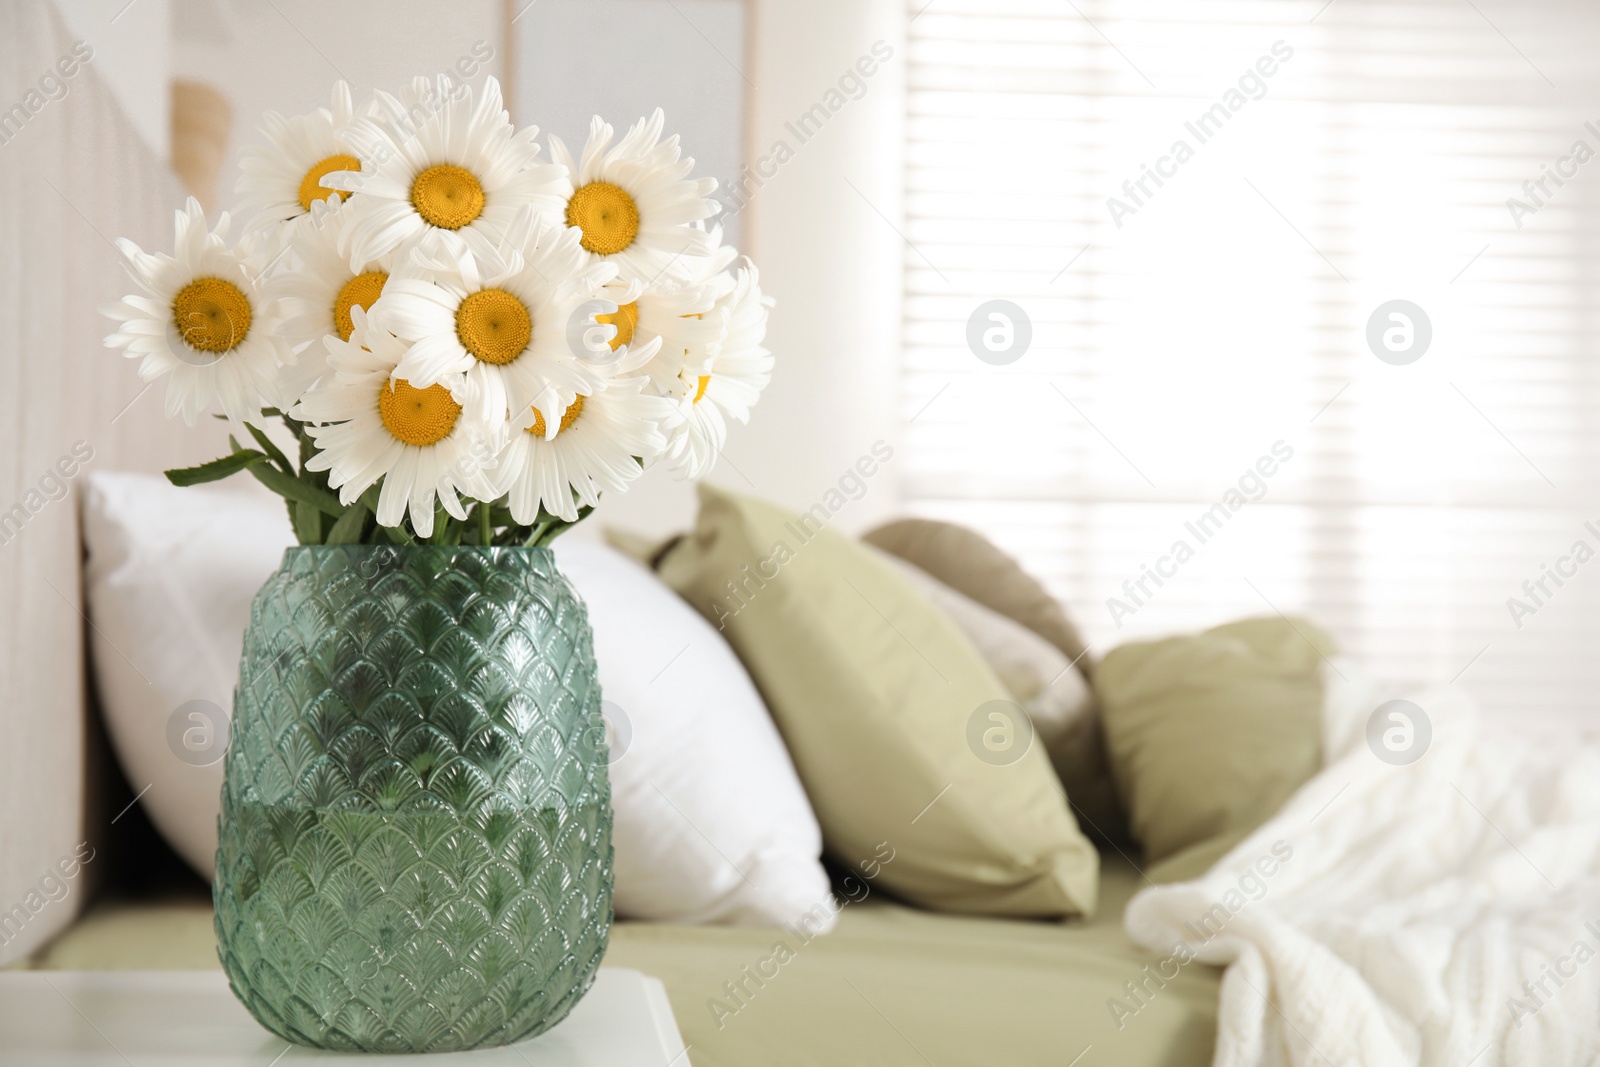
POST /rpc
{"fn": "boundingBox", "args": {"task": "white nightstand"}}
[0,968,691,1066]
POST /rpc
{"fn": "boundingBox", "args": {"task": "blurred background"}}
[17,0,1600,740]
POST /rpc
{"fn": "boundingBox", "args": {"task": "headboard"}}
[0,0,227,965]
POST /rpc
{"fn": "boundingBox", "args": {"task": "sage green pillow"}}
[657,484,1099,918]
[1094,617,1331,883]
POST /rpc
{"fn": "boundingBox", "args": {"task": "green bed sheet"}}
[25,856,1219,1067]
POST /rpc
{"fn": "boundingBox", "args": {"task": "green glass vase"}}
[213,545,614,1053]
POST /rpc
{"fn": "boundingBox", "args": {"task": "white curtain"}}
[902,0,1600,726]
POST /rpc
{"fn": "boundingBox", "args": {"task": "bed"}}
[24,856,1219,1067]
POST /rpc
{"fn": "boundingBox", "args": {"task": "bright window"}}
[902,0,1600,725]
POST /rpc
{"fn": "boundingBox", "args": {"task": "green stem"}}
[244,423,294,476]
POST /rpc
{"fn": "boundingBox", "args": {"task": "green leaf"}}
[165,450,266,487]
[531,507,594,547]
[325,503,369,545]
[275,411,312,446]
[293,500,323,545]
[248,464,345,518]
[244,423,294,475]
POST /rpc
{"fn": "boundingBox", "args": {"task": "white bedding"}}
[1125,659,1600,1067]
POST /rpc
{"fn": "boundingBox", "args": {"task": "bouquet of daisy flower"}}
[102,76,770,547]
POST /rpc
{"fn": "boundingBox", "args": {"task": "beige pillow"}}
[1094,617,1330,879]
[658,485,1099,918]
[863,518,1093,675]
[873,550,1091,728]
[869,550,1127,843]
[864,519,1129,845]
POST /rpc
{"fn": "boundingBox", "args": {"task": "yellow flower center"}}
[297,154,361,212]
[333,271,388,341]
[527,396,585,438]
[172,277,252,353]
[595,301,638,350]
[566,181,640,256]
[378,378,461,446]
[456,288,532,365]
[694,375,710,404]
[411,163,486,230]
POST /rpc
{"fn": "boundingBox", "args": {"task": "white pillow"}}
[81,471,833,929]
[552,538,831,927]
[82,472,292,878]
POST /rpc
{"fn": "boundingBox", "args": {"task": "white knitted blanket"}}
[1124,660,1600,1067]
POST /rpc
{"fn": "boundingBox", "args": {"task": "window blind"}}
[902,0,1600,726]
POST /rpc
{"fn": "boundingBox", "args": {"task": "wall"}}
[53,0,171,160]
[592,0,907,540]
[510,0,748,251]
[170,0,506,204]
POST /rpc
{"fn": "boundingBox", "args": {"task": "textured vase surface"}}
[214,545,614,1053]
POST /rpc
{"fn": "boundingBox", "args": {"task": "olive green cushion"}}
[1095,617,1331,875]
[863,518,1129,846]
[657,485,1098,917]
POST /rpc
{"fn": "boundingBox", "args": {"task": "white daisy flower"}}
[495,377,677,523]
[359,74,470,151]
[234,81,366,245]
[548,109,721,285]
[665,262,773,479]
[292,308,498,538]
[266,199,391,397]
[101,197,289,426]
[376,207,637,435]
[592,240,736,394]
[322,75,564,269]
